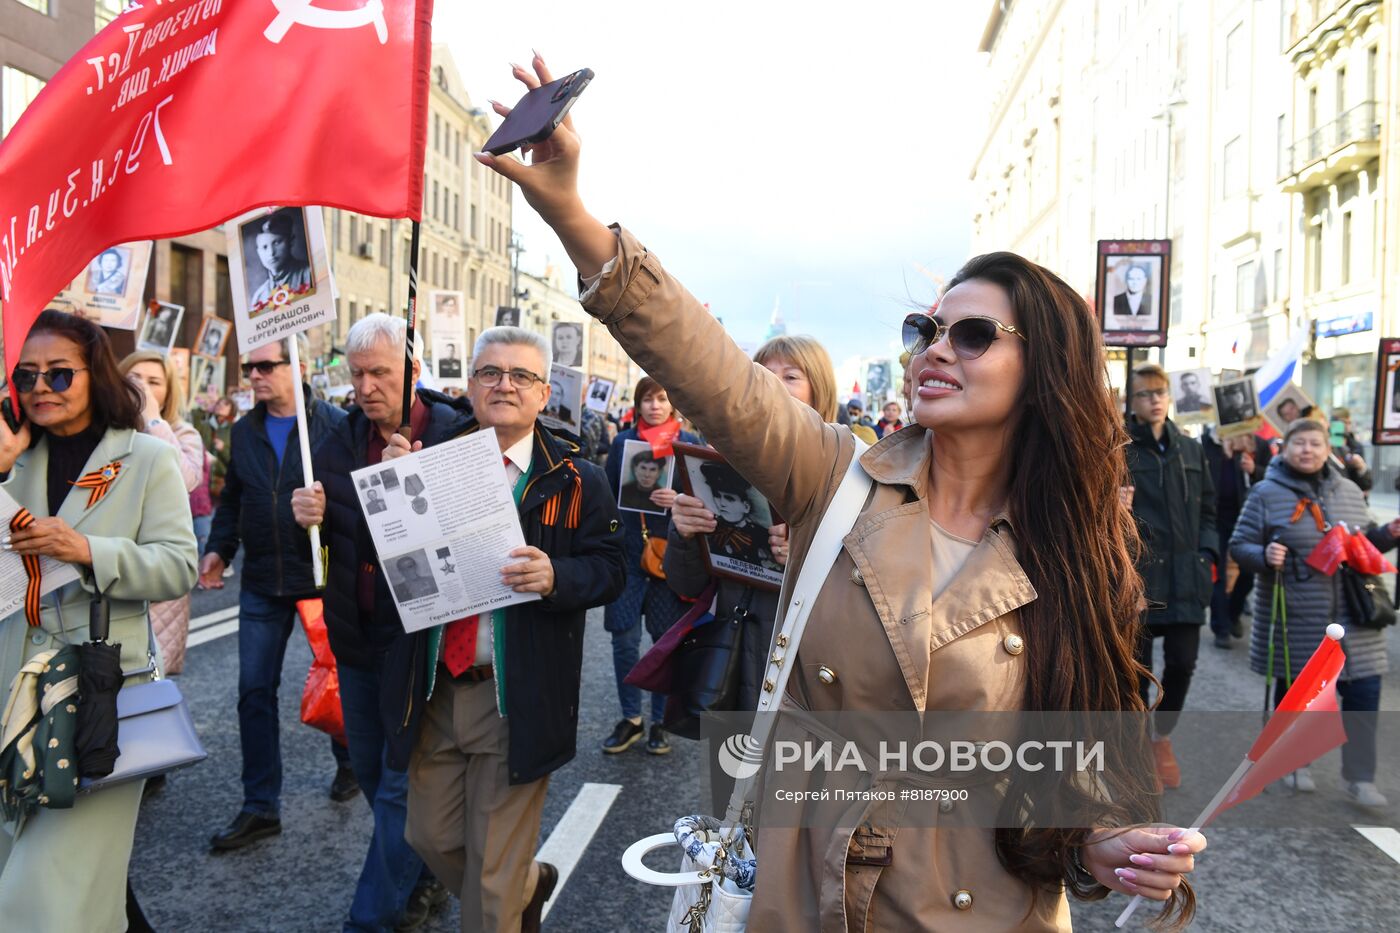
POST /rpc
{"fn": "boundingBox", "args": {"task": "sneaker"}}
[1345,781,1389,808]
[602,719,644,754]
[1285,767,1316,793]
[329,765,360,802]
[394,876,450,931]
[222,565,235,578]
[1213,633,1233,649]
[1152,737,1181,789]
[647,724,672,755]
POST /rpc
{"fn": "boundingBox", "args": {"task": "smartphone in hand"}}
[483,68,594,156]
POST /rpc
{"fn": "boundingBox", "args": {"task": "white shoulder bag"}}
[621,440,873,933]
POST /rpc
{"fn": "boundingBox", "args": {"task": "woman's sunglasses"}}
[10,367,87,393]
[901,313,1027,360]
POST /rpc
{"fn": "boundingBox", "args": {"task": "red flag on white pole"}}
[0,0,433,385]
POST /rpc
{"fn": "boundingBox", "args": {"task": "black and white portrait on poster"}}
[1097,240,1170,348]
[225,205,336,354]
[551,321,585,368]
[540,363,584,435]
[1262,381,1316,433]
[52,240,154,330]
[1373,338,1400,443]
[585,376,615,413]
[86,247,131,296]
[1213,376,1263,439]
[194,315,232,359]
[137,301,184,352]
[495,306,521,327]
[1169,368,1214,425]
[429,290,467,385]
[617,439,676,516]
[385,550,439,603]
[674,442,782,591]
[865,361,892,403]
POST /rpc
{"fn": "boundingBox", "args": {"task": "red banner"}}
[0,0,432,382]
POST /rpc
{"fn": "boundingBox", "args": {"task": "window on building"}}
[433,113,440,152]
[1336,66,1347,117]
[350,215,360,250]
[1222,136,1244,198]
[1225,22,1245,90]
[1209,274,1217,319]
[1368,47,1379,101]
[471,204,479,240]
[349,300,358,323]
[380,228,389,267]
[1235,260,1256,315]
[95,0,121,29]
[1,66,46,139]
[15,0,50,14]
[332,210,342,252]
[432,181,440,221]
[453,193,460,230]
[1341,210,1353,285]
[1305,191,1325,293]
[469,268,478,299]
[1273,248,1284,304]
[1276,113,1287,176]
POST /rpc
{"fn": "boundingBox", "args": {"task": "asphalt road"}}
[130,559,1400,932]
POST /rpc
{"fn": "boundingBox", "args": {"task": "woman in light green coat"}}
[0,310,198,932]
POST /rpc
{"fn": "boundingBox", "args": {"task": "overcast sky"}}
[434,2,988,371]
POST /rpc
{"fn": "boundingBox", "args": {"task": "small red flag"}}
[0,0,432,391]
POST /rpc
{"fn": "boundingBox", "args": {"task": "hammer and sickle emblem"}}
[265,0,389,45]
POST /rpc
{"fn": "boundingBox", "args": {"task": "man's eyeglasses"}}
[240,359,290,378]
[472,367,545,388]
[1132,388,1170,401]
[10,367,86,393]
[902,313,1027,361]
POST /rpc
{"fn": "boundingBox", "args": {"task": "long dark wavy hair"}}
[941,254,1193,927]
[20,309,145,440]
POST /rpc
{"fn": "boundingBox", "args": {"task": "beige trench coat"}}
[583,228,1073,931]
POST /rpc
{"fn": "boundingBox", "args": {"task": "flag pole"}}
[400,219,422,438]
[286,335,325,589]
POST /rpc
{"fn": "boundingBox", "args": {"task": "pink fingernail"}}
[1115,868,1137,883]
[509,62,524,73]
[1168,829,1186,841]
[1168,843,1191,855]
[1129,854,1154,868]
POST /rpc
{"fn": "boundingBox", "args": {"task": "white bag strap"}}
[723,437,872,816]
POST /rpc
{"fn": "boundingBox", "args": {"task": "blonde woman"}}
[119,350,206,674]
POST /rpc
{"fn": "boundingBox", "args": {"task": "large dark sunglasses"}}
[901,313,1027,360]
[10,367,87,393]
[240,359,291,378]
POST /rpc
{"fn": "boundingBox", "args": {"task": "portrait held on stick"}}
[1097,239,1170,348]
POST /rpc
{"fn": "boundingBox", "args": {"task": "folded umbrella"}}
[74,597,122,779]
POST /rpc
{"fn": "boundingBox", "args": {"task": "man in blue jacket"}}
[380,327,626,933]
[201,334,350,850]
[292,314,470,931]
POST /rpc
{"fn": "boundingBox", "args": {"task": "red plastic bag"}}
[1304,525,1348,576]
[1344,530,1399,575]
[296,599,345,745]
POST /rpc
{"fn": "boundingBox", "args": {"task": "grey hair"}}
[268,333,310,363]
[473,326,552,374]
[346,312,421,360]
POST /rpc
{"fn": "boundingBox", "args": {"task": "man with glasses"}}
[377,326,624,933]
[202,335,355,851]
[1123,363,1217,792]
[289,312,471,930]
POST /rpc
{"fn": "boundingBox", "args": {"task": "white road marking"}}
[1354,826,1400,865]
[536,782,623,920]
[190,605,239,631]
[187,618,239,648]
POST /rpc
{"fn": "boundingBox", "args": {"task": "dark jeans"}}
[237,588,348,816]
[338,663,426,932]
[1135,623,1201,737]
[1275,675,1381,783]
[1210,528,1254,636]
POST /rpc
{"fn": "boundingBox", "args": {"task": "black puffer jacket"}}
[316,388,472,670]
[1125,417,1218,624]
[206,394,345,598]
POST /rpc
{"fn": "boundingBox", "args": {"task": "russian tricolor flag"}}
[1252,325,1311,407]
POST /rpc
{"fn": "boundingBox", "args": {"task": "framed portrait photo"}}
[1213,376,1263,439]
[1097,239,1170,348]
[540,363,585,435]
[137,301,184,352]
[550,321,585,369]
[1374,338,1400,445]
[585,376,615,414]
[495,306,521,327]
[674,441,784,592]
[1261,380,1317,433]
[225,205,335,354]
[1169,368,1215,425]
[617,438,676,516]
[194,315,231,359]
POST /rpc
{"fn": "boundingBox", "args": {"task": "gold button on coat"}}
[1003,634,1025,656]
[850,567,865,586]
[953,889,973,910]
[817,666,838,685]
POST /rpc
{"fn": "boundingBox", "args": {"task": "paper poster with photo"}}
[495,306,522,327]
[550,320,586,368]
[1213,376,1263,439]
[1097,240,1170,348]
[232,388,255,413]
[169,348,191,402]
[429,290,467,385]
[225,205,336,353]
[351,429,539,633]
[1261,381,1316,433]
[674,441,783,591]
[1169,368,1215,425]
[188,356,225,409]
[50,241,155,330]
[585,376,615,413]
[865,361,892,403]
[540,363,585,435]
[1374,338,1400,444]
[0,486,80,620]
[194,315,232,359]
[617,439,676,516]
[136,301,184,352]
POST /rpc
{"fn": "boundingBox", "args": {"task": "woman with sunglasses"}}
[0,311,198,931]
[476,54,1206,930]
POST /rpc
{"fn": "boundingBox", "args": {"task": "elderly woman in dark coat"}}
[1230,418,1397,807]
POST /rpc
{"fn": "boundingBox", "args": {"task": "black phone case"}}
[483,68,593,155]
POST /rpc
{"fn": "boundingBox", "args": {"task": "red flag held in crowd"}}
[0,0,433,385]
